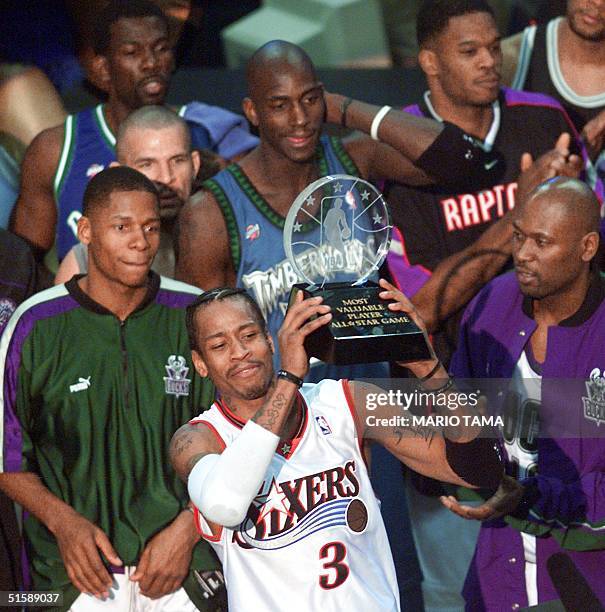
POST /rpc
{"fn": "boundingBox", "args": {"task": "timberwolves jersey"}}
[191,379,400,612]
[204,136,360,365]
[53,102,257,260]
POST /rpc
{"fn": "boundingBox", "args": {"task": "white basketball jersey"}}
[191,379,400,612]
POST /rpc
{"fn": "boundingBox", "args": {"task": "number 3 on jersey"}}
[319,542,349,589]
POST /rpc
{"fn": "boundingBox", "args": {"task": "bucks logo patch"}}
[583,368,605,426]
[164,355,191,397]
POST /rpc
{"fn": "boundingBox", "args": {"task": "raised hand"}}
[516,133,583,208]
[278,291,331,379]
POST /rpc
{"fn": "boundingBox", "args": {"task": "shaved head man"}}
[116,105,200,220]
[446,177,605,610]
[512,178,600,303]
[56,106,200,282]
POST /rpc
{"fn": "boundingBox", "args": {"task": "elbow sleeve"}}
[188,421,280,527]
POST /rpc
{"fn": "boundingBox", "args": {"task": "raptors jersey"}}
[191,379,400,612]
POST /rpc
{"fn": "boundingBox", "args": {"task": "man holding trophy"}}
[169,279,511,612]
[174,39,506,606]
[175,39,505,356]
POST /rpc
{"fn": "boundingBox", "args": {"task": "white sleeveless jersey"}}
[191,379,400,612]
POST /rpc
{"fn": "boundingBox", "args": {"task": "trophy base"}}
[288,281,432,365]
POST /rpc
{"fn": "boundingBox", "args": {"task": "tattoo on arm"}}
[253,392,288,431]
[170,430,195,462]
[390,424,436,447]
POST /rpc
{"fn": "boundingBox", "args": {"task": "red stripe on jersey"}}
[194,506,223,542]
[188,419,227,451]
[341,379,364,456]
[279,394,309,460]
[216,397,246,429]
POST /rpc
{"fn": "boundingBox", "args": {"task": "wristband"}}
[340,97,353,128]
[370,105,392,141]
[415,121,504,190]
[419,360,442,383]
[277,369,304,388]
[444,437,503,491]
[423,376,454,395]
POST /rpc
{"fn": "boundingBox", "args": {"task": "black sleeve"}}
[415,122,506,191]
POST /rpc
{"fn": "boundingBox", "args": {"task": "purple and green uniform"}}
[452,271,605,610]
[0,273,218,611]
[53,102,258,260]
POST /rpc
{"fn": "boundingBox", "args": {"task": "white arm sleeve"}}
[187,420,280,527]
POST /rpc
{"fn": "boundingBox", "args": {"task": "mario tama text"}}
[362,386,497,431]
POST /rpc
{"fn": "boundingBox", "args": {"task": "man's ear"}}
[581,231,600,263]
[77,215,92,246]
[191,349,209,378]
[267,333,275,355]
[418,48,439,77]
[90,54,112,93]
[191,150,201,177]
[243,97,259,128]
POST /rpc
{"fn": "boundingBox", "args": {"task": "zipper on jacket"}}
[119,320,129,407]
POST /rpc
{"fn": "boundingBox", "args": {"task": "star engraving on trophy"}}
[333,181,343,193]
[361,190,370,201]
[305,195,315,207]
[372,212,383,225]
[293,221,302,233]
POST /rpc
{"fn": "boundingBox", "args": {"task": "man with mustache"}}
[444,178,605,610]
[168,283,506,612]
[503,0,605,178]
[175,38,510,607]
[11,0,257,266]
[55,105,202,282]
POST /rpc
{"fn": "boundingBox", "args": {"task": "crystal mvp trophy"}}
[284,174,431,365]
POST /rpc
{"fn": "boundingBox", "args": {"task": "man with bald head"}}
[443,178,605,609]
[176,39,507,608]
[56,105,202,282]
[177,38,503,364]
